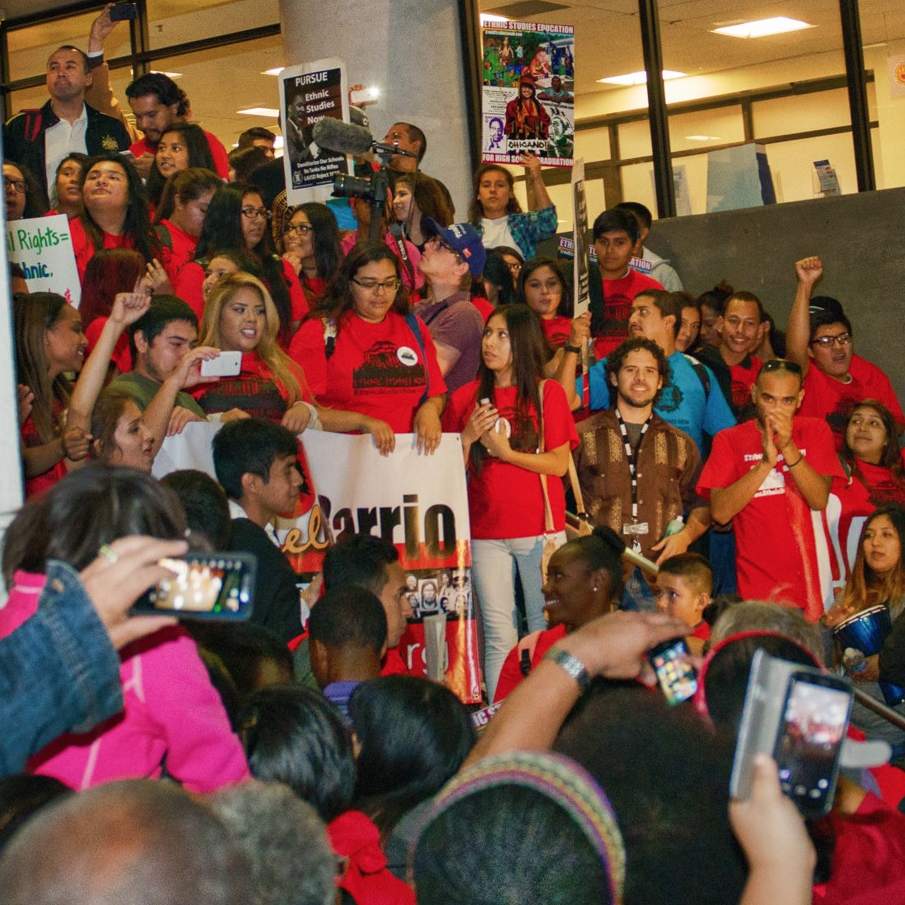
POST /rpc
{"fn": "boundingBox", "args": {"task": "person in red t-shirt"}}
[443,303,578,701]
[697,359,844,620]
[788,256,905,449]
[289,241,446,454]
[278,201,342,309]
[493,526,624,703]
[588,208,663,358]
[154,167,220,287]
[654,553,713,655]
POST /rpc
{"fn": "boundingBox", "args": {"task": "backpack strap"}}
[517,631,543,677]
[682,354,711,397]
[404,312,430,405]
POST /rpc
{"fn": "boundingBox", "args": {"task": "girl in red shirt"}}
[279,202,342,308]
[443,304,578,701]
[519,257,573,350]
[145,123,217,209]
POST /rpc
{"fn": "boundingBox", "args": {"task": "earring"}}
[592,585,598,592]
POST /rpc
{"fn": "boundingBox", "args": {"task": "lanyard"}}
[615,410,651,523]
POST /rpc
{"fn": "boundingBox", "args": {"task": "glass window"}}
[753,88,852,137]
[619,162,657,213]
[618,119,651,159]
[574,125,610,163]
[7,10,132,82]
[762,132,857,201]
[669,106,745,152]
[149,34,285,150]
[147,0,279,50]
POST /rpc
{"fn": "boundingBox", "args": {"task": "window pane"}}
[753,88,852,137]
[7,10,132,82]
[619,162,657,213]
[148,35,285,151]
[147,0,279,50]
[669,106,745,153]
[763,132,857,201]
[618,120,651,159]
[574,125,610,163]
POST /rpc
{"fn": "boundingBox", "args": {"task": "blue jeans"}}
[472,533,562,701]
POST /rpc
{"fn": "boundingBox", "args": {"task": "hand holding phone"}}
[647,637,697,705]
[200,350,242,378]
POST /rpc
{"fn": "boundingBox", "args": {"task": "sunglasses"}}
[760,359,802,375]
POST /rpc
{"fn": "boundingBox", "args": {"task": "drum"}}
[834,605,905,706]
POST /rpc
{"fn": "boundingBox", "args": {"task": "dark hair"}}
[723,289,765,322]
[88,388,141,464]
[557,525,625,600]
[393,171,454,228]
[316,240,411,327]
[286,202,342,284]
[809,303,853,341]
[349,676,475,834]
[481,248,517,306]
[390,121,427,162]
[195,183,293,342]
[4,159,49,217]
[472,305,547,471]
[0,776,71,855]
[696,281,733,316]
[322,532,399,596]
[615,200,652,230]
[842,400,905,479]
[604,337,669,406]
[2,465,185,581]
[160,469,232,549]
[155,166,220,223]
[468,164,522,224]
[495,245,524,265]
[843,504,905,613]
[125,71,189,116]
[634,289,682,339]
[146,123,215,206]
[518,257,572,319]
[48,45,89,68]
[212,417,298,501]
[237,127,276,149]
[79,248,145,327]
[308,585,387,654]
[227,146,270,184]
[79,153,158,264]
[129,294,199,360]
[592,208,639,244]
[238,684,355,821]
[658,551,713,596]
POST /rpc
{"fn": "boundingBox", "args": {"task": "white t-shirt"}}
[481,216,517,250]
[44,104,89,205]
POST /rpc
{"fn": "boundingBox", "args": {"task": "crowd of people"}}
[3,5,905,903]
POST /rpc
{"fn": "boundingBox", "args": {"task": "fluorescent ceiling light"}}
[151,70,181,79]
[597,70,685,86]
[711,17,813,38]
[262,67,285,76]
[480,13,509,24]
[237,107,280,117]
[686,134,723,141]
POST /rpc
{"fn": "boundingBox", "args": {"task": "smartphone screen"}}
[648,638,698,705]
[774,674,852,816]
[110,3,138,20]
[130,553,255,620]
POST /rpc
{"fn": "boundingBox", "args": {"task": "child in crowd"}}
[654,552,713,654]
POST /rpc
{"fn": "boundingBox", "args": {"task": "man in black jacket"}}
[3,45,130,201]
[212,418,304,644]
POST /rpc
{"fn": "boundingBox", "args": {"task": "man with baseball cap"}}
[415,219,486,394]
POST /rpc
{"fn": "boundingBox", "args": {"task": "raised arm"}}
[786,256,823,376]
[522,153,553,211]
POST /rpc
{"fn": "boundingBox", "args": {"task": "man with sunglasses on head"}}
[697,358,843,620]
[787,256,904,449]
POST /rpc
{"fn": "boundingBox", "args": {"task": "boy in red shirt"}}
[654,553,713,655]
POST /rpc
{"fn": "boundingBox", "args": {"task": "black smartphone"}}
[647,637,698,705]
[773,671,852,817]
[109,2,138,21]
[130,552,256,620]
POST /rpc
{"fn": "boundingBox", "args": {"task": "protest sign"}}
[6,214,81,305]
[571,157,590,318]
[481,20,574,167]
[279,58,350,205]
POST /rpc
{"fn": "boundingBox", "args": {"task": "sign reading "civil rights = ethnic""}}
[6,214,81,306]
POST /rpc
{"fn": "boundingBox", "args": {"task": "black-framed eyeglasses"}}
[351,277,401,294]
[427,235,464,264]
[761,359,802,375]
[285,223,314,235]
[4,178,26,194]
[810,332,851,348]
[241,206,270,221]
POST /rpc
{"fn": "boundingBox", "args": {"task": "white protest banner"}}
[571,157,589,318]
[6,214,80,305]
[481,20,574,167]
[280,58,350,206]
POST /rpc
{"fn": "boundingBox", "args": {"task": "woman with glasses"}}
[174,183,308,345]
[280,202,342,308]
[289,241,446,454]
[3,160,48,224]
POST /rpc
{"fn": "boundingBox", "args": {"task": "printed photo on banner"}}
[279,57,350,205]
[480,20,574,167]
[6,214,81,305]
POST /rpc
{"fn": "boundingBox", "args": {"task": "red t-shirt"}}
[380,646,409,677]
[340,231,425,293]
[800,355,905,450]
[493,623,567,703]
[444,379,578,540]
[130,129,230,180]
[541,315,572,349]
[84,317,132,374]
[157,219,199,287]
[593,269,663,358]
[20,402,67,499]
[69,216,135,284]
[301,273,329,308]
[728,354,762,412]
[289,310,446,434]
[697,416,843,618]
[471,293,495,322]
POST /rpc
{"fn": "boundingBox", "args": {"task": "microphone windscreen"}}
[312,118,374,155]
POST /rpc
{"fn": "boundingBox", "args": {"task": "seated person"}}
[212,418,304,644]
[308,585,387,719]
[654,552,713,655]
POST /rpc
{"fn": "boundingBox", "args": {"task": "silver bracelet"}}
[544,647,591,692]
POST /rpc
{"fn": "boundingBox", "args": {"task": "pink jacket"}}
[0,570,250,792]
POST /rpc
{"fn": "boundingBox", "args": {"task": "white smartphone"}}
[200,351,241,378]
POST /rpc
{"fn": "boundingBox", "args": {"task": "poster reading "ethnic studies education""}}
[480,20,574,167]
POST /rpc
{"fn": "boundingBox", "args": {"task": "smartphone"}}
[109,2,138,20]
[647,638,697,705]
[200,350,241,378]
[130,553,256,621]
[730,650,853,817]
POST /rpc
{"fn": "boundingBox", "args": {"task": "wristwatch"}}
[544,647,591,692]
[563,343,582,354]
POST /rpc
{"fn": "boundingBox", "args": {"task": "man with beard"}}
[574,337,708,610]
[697,358,843,619]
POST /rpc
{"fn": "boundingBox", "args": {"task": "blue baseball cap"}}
[422,218,486,278]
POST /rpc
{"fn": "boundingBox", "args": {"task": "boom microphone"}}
[312,117,419,158]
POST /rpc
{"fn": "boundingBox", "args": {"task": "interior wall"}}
[648,187,905,400]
